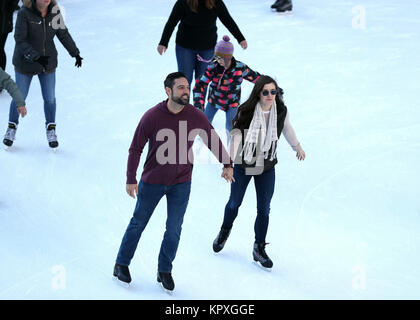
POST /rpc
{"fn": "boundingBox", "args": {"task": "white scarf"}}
[241,101,278,164]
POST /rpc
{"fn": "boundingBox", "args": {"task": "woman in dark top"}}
[157,0,247,85]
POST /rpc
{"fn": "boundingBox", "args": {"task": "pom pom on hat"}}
[214,35,234,58]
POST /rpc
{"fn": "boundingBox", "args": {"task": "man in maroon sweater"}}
[114,72,234,291]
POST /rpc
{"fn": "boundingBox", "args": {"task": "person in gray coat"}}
[1,68,26,115]
[3,0,83,149]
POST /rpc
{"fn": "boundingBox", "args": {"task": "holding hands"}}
[126,184,139,199]
[221,166,235,183]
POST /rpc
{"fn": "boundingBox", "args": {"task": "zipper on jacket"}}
[42,17,46,72]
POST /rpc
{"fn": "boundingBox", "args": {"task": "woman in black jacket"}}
[157,0,247,85]
[0,0,19,72]
[212,75,306,269]
[3,0,83,149]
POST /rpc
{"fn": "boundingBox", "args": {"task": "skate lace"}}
[46,128,57,142]
[4,127,16,141]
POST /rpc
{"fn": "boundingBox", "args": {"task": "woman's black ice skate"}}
[253,242,273,269]
[213,227,231,253]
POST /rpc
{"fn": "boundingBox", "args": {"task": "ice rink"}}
[0,0,419,299]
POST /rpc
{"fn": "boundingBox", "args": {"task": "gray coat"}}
[0,69,26,107]
[12,1,80,75]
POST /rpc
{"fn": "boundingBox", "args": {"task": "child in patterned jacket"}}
[193,35,260,134]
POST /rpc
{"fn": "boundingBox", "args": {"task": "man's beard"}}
[172,93,189,106]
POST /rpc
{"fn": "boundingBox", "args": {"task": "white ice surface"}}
[0,0,419,299]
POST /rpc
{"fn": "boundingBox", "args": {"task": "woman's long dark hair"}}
[187,0,215,12]
[232,75,286,131]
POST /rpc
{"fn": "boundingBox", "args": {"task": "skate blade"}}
[157,282,174,295]
[4,146,10,151]
[253,261,273,272]
[113,276,131,288]
[276,11,293,16]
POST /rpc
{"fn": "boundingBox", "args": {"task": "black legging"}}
[0,33,9,70]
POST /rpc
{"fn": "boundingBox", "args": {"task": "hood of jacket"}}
[23,0,57,15]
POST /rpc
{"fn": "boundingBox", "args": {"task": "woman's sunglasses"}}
[261,89,277,96]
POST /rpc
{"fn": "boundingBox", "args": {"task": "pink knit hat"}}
[214,35,234,58]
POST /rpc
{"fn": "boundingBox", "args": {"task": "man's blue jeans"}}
[9,71,56,126]
[175,44,213,85]
[116,181,191,273]
[222,165,275,243]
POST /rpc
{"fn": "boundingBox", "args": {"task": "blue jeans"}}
[222,165,275,243]
[9,71,56,126]
[204,103,238,134]
[175,44,213,85]
[116,181,191,273]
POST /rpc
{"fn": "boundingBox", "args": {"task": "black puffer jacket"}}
[0,0,19,35]
[12,0,80,75]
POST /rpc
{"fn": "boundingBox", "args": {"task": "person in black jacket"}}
[212,75,305,270]
[3,0,83,149]
[157,0,247,85]
[0,0,19,73]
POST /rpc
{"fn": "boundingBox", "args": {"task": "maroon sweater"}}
[127,100,232,185]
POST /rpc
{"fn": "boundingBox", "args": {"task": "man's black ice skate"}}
[275,0,293,12]
[46,123,59,149]
[3,122,17,148]
[157,272,175,292]
[113,263,131,285]
[253,242,273,269]
[213,227,231,253]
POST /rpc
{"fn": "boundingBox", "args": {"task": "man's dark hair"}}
[164,72,188,90]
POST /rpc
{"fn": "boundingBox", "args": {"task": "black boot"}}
[276,0,293,12]
[157,272,175,291]
[113,263,132,284]
[271,0,283,9]
[253,242,273,269]
[213,227,231,253]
